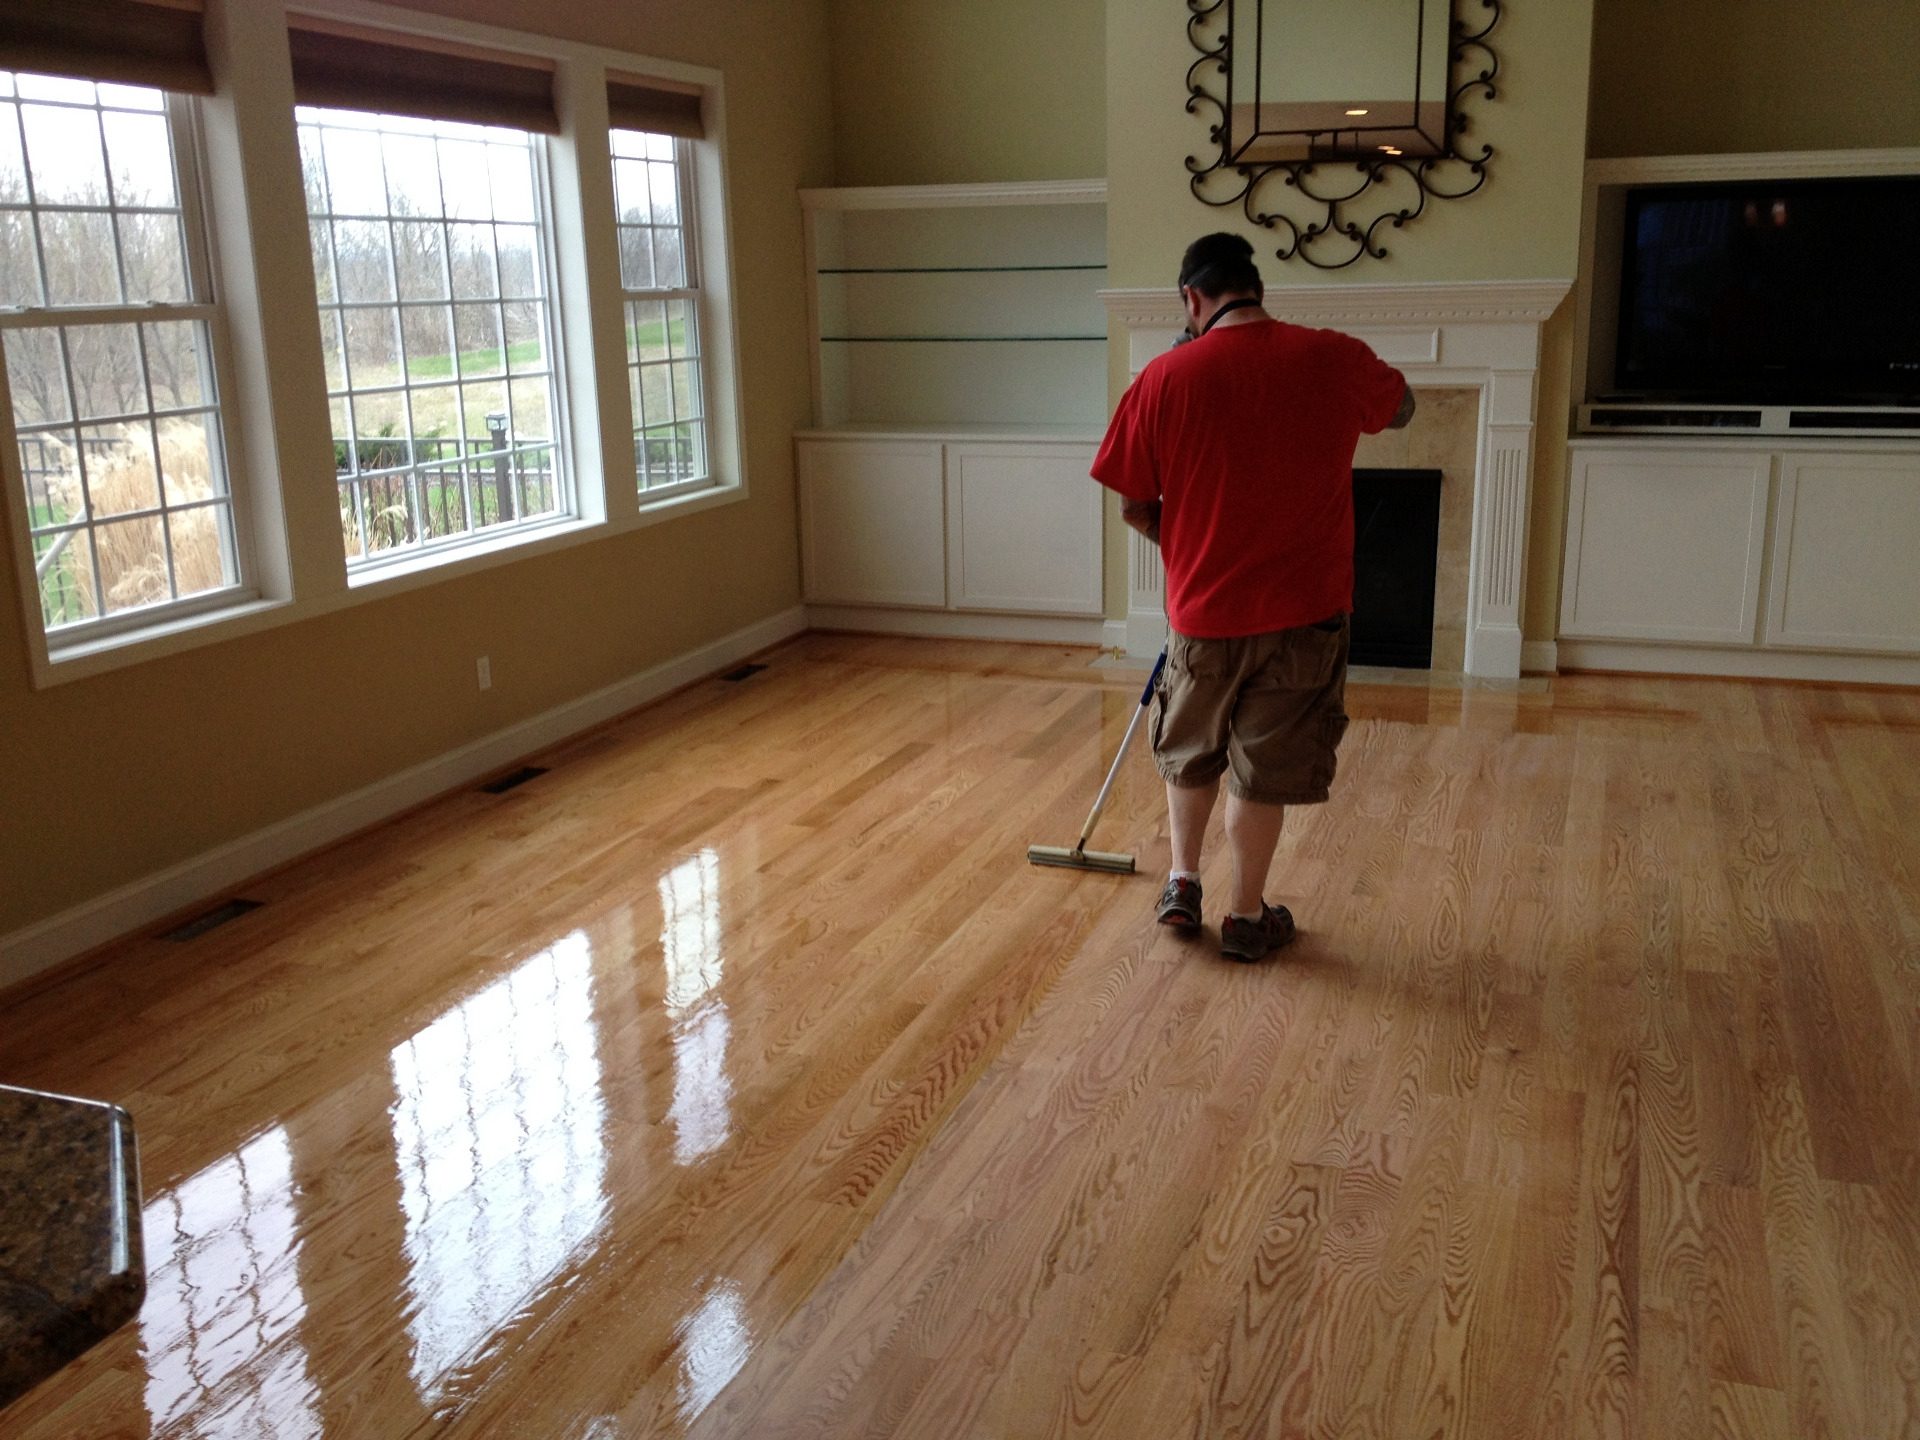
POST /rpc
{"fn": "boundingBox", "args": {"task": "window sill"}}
[346,513,606,596]
[37,593,295,689]
[26,478,748,689]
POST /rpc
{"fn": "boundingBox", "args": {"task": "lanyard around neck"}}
[1199,297,1264,336]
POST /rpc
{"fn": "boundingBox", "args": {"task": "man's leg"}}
[1224,793,1286,918]
[1167,778,1219,875]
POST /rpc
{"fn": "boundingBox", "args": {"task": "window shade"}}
[287,17,558,134]
[606,73,704,141]
[0,0,211,95]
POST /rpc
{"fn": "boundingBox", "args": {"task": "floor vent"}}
[721,663,768,682]
[161,898,263,942]
[480,766,548,795]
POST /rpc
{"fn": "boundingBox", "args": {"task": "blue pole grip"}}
[1138,648,1166,707]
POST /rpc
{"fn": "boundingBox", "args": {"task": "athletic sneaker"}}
[1156,876,1203,930]
[1219,902,1297,962]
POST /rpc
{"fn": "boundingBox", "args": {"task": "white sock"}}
[1169,869,1200,884]
[1229,905,1265,921]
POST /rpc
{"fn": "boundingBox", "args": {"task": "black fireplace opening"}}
[1350,468,1442,669]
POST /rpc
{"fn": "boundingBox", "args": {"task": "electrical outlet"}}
[476,656,492,691]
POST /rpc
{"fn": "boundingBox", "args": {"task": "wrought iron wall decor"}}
[1185,0,1501,269]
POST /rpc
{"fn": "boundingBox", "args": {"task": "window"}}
[1,70,242,635]
[297,105,567,565]
[612,129,709,496]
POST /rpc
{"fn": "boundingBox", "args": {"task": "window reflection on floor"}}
[388,929,607,1397]
[660,849,733,1165]
[674,1279,751,1423]
[142,1127,322,1439]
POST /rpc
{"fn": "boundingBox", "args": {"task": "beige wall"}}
[827,0,1106,186]
[0,0,835,937]
[1589,0,1920,157]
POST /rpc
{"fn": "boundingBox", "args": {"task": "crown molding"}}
[1586,147,1920,186]
[1100,279,1572,329]
[799,179,1107,211]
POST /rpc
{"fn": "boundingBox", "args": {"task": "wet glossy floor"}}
[2,635,1917,1438]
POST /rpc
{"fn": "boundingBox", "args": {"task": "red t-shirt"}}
[1091,318,1406,638]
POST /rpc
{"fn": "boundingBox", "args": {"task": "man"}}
[1091,232,1414,961]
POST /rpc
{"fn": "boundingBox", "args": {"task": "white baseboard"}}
[0,605,809,993]
[1521,640,1559,674]
[1556,638,1920,686]
[805,605,1110,646]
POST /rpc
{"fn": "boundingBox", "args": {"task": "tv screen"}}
[1614,176,1920,405]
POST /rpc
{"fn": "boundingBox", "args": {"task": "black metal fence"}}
[335,421,558,554]
[19,434,121,626]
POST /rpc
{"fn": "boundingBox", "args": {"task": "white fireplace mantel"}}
[1099,279,1570,678]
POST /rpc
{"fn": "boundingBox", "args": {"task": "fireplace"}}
[1352,469,1442,668]
[1103,280,1571,679]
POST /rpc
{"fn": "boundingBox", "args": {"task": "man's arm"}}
[1387,382,1416,430]
[1121,498,1161,547]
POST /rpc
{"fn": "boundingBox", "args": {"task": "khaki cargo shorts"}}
[1151,616,1352,805]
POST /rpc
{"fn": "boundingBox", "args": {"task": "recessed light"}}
[1346,108,1369,116]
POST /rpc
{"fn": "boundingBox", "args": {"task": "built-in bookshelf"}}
[799,180,1109,429]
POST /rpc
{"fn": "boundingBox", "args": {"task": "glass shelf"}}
[816,264,1107,275]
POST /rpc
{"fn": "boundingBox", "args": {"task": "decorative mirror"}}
[1186,0,1501,269]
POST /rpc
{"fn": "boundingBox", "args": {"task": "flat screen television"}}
[1613,176,1920,405]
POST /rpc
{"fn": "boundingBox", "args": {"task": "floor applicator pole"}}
[1027,648,1166,875]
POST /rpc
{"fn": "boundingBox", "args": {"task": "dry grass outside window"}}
[37,420,229,621]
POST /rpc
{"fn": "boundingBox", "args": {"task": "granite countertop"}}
[0,1085,145,1412]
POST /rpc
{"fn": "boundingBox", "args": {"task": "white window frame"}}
[6,1,748,690]
[296,103,579,574]
[612,130,714,505]
[0,82,257,653]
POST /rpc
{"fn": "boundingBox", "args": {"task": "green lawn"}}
[405,339,545,382]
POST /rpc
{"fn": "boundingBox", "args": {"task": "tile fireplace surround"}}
[1101,280,1570,679]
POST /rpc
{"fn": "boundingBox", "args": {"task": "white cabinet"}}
[794,182,1110,633]
[797,435,1101,619]
[944,444,1102,615]
[1767,453,1920,652]
[1559,439,1920,675]
[796,440,946,608]
[1560,448,1772,643]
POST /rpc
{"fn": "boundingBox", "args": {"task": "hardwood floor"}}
[2,634,1917,1439]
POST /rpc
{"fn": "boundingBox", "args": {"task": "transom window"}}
[612,129,708,495]
[297,106,567,565]
[1,70,242,635]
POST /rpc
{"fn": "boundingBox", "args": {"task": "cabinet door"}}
[1559,448,1772,643]
[797,440,946,607]
[944,444,1102,615]
[1766,453,1920,654]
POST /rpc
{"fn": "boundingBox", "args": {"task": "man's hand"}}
[1387,382,1417,430]
[1121,498,1162,546]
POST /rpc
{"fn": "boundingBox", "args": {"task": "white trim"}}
[1585,148,1920,186]
[27,482,749,686]
[0,605,807,991]
[800,179,1107,211]
[1521,640,1559,674]
[1556,638,1920,687]
[805,604,1110,646]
